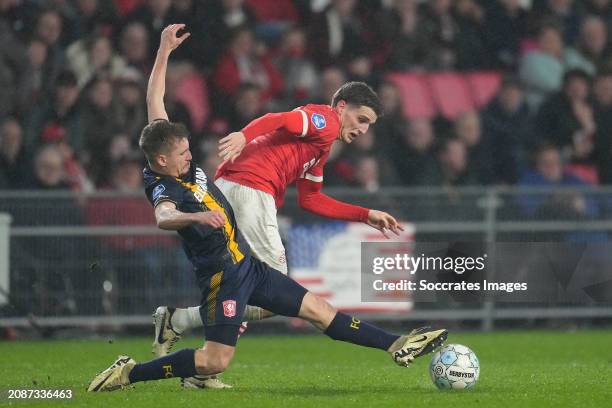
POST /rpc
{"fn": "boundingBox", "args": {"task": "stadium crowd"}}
[0,0,611,193]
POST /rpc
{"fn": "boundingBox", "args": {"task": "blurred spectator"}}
[114,67,146,141]
[309,0,372,67]
[31,8,66,81]
[375,0,429,71]
[517,143,597,219]
[226,83,265,130]
[530,0,583,43]
[165,0,211,67]
[418,0,460,70]
[69,0,117,40]
[124,0,172,57]
[212,26,283,109]
[27,69,82,152]
[482,77,533,183]
[107,133,132,163]
[26,144,69,189]
[452,0,488,70]
[435,137,478,186]
[452,110,493,184]
[581,0,612,21]
[346,54,377,86]
[273,26,318,109]
[389,118,438,186]
[80,74,120,184]
[535,69,596,163]
[483,0,529,70]
[327,128,392,187]
[315,65,346,104]
[22,39,50,111]
[246,0,299,24]
[0,13,29,117]
[164,63,193,133]
[353,155,380,192]
[375,81,408,160]
[66,33,127,88]
[118,22,150,74]
[519,22,590,109]
[0,118,31,189]
[593,70,612,183]
[569,15,612,75]
[204,0,257,65]
[246,0,299,44]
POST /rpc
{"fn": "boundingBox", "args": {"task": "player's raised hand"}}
[159,24,190,53]
[218,131,247,163]
[196,210,226,229]
[366,210,404,239]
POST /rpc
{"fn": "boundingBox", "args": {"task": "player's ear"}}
[336,100,347,113]
[156,154,167,168]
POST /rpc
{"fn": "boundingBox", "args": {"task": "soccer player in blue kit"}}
[87,25,448,392]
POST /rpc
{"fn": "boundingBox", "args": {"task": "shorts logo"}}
[152,184,165,201]
[223,300,237,317]
[311,113,326,129]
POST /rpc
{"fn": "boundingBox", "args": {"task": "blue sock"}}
[128,349,196,383]
[324,312,399,351]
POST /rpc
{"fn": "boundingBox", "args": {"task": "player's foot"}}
[87,355,135,392]
[152,306,182,357]
[181,375,233,389]
[388,327,448,367]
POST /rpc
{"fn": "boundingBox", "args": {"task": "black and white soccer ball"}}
[430,344,480,390]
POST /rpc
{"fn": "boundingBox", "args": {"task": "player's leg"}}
[87,340,236,392]
[90,263,253,392]
[248,262,447,367]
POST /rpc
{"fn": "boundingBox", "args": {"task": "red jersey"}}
[216,104,339,208]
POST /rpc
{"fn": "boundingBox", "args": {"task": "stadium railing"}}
[1,186,612,331]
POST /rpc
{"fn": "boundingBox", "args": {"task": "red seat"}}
[428,73,475,120]
[467,71,502,108]
[176,73,210,133]
[386,73,436,119]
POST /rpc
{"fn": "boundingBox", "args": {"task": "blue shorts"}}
[196,255,307,346]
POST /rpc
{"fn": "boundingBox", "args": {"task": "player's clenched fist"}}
[159,24,190,53]
[197,210,226,229]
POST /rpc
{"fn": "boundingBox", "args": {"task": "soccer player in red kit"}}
[153,81,404,389]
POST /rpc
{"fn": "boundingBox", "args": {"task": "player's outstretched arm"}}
[296,179,403,238]
[147,24,190,123]
[155,201,225,230]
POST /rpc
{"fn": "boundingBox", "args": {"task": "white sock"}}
[170,307,203,332]
[243,305,265,321]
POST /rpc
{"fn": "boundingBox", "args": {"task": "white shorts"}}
[215,178,288,274]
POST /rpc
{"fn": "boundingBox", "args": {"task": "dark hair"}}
[562,68,591,87]
[55,70,78,88]
[138,119,189,164]
[331,81,382,117]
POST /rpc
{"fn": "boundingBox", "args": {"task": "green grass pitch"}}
[2,330,611,407]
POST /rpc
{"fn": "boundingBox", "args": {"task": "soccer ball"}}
[429,344,480,390]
